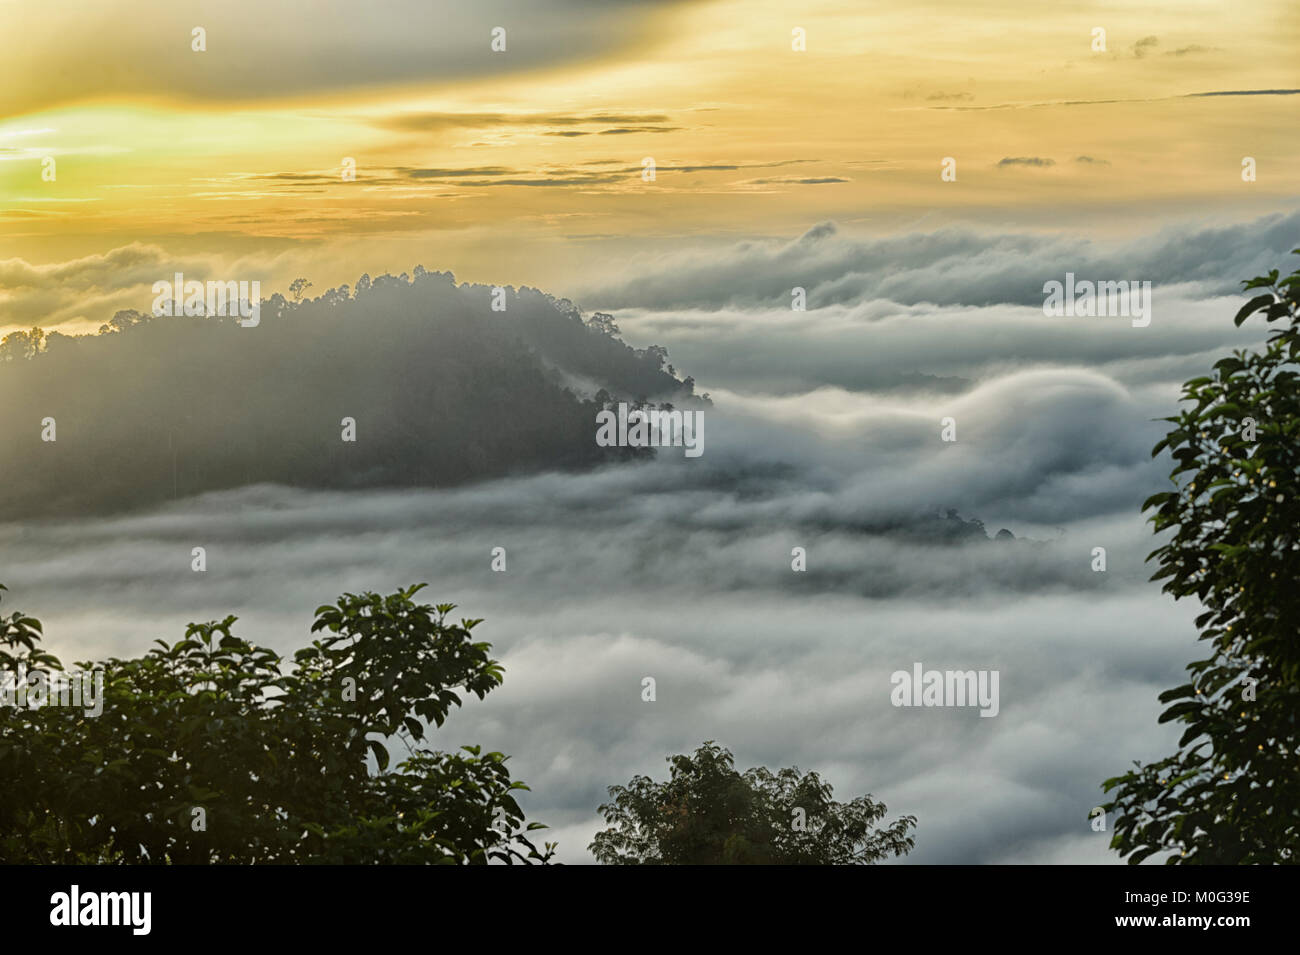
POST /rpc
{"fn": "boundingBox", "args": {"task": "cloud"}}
[397,166,518,179]
[743,176,849,185]
[0,243,273,328]
[226,159,817,194]
[997,157,1055,167]
[574,211,1300,312]
[374,112,674,133]
[1187,88,1300,97]
[1132,35,1159,58]
[923,89,1300,111]
[436,176,625,187]
[0,242,171,290]
[225,163,653,192]
[6,206,1279,863]
[0,390,1194,864]
[0,1,695,114]
[597,126,681,135]
[619,161,819,174]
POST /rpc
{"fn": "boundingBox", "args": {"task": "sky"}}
[1,0,1299,864]
[2,0,1298,335]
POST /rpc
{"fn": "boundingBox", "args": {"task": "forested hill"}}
[0,269,702,520]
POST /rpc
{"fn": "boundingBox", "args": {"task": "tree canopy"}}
[0,270,700,520]
[1103,252,1300,864]
[0,582,553,864]
[589,740,917,864]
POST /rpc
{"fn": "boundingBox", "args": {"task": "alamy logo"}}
[890,662,1000,717]
[1,666,103,717]
[152,272,261,327]
[50,885,151,935]
[595,402,704,457]
[1042,273,1151,327]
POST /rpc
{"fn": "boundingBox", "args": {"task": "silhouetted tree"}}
[1103,252,1300,864]
[0,582,554,864]
[590,741,916,864]
[0,326,45,360]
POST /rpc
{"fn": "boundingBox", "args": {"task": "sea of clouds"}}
[4,210,1295,863]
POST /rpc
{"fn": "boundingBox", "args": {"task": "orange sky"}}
[2,0,1297,335]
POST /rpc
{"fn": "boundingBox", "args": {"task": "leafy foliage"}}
[589,741,916,864]
[0,582,554,864]
[1103,252,1300,864]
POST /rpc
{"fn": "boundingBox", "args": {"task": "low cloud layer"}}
[577,210,1300,311]
[0,366,1207,864]
[5,210,1291,863]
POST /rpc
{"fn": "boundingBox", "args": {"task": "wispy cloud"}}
[923,89,1300,111]
[997,157,1055,167]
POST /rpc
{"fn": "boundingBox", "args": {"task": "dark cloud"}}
[744,176,850,185]
[1187,88,1300,97]
[597,126,681,135]
[1132,35,1159,58]
[446,176,625,187]
[997,157,1055,167]
[0,1,695,114]
[397,166,518,179]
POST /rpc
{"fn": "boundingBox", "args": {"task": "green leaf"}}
[1233,294,1273,326]
[368,739,390,772]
